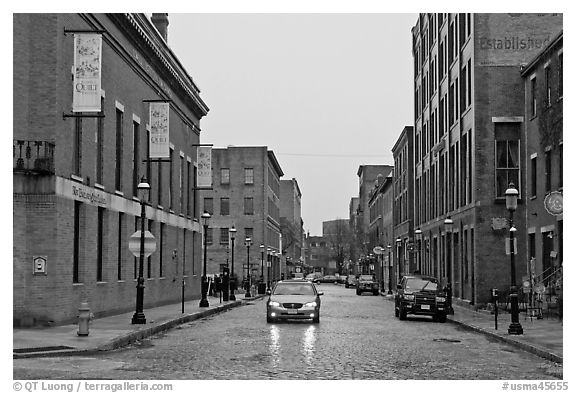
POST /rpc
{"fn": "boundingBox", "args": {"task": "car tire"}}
[266,315,275,323]
[312,315,320,324]
[345,283,349,288]
[436,313,447,323]
[399,306,407,320]
[372,291,379,296]
[356,289,361,295]
[394,306,399,318]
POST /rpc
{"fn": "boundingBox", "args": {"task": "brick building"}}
[199,147,284,285]
[411,13,562,305]
[13,14,209,326]
[521,32,563,306]
[280,178,304,276]
[392,126,415,279]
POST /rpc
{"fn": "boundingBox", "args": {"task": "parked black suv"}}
[394,275,448,322]
[356,274,379,296]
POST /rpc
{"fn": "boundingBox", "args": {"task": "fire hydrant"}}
[77,302,90,336]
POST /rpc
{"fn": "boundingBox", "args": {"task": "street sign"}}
[129,230,156,258]
[505,238,517,255]
[544,191,563,216]
[373,246,384,255]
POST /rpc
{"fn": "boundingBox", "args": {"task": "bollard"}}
[491,288,499,330]
[77,302,91,336]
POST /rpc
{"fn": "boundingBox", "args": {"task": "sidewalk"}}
[381,293,563,363]
[13,292,266,359]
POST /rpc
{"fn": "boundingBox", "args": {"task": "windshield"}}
[273,284,315,296]
[405,278,438,291]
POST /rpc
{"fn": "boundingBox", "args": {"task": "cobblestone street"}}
[13,285,562,380]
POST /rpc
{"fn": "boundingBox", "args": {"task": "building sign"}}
[491,217,508,231]
[71,183,108,207]
[149,102,170,158]
[196,146,212,188]
[544,191,563,216]
[73,34,102,112]
[33,256,47,275]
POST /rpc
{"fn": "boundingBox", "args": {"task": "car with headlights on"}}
[356,274,379,295]
[394,274,448,322]
[266,280,323,323]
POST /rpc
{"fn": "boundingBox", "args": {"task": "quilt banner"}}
[149,102,170,158]
[196,146,212,188]
[73,34,102,112]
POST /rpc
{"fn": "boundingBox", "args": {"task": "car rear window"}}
[273,284,315,295]
[359,275,373,280]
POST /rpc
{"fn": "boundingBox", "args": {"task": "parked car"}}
[314,275,339,284]
[305,272,323,282]
[345,275,357,288]
[337,275,347,284]
[394,274,448,322]
[356,274,379,295]
[266,279,323,323]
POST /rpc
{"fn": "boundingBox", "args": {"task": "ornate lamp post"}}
[199,211,211,308]
[245,237,253,297]
[266,251,272,291]
[444,217,453,314]
[132,177,150,324]
[506,182,524,335]
[396,237,402,280]
[229,226,237,301]
[386,244,393,294]
[415,229,422,273]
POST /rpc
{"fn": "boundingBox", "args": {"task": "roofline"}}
[392,126,414,153]
[267,150,284,177]
[520,31,563,77]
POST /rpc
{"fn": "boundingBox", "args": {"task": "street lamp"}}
[396,237,402,280]
[386,244,393,294]
[132,177,150,324]
[244,237,253,297]
[266,251,272,292]
[506,182,523,335]
[229,226,237,301]
[415,229,423,273]
[444,217,453,314]
[199,211,211,308]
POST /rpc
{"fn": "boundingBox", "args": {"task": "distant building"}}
[521,32,563,300]
[280,178,304,277]
[411,13,562,304]
[199,146,284,284]
[368,173,394,287]
[13,13,209,326]
[304,235,334,275]
[348,197,360,265]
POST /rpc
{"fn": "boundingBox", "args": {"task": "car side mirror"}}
[396,284,402,290]
[317,292,324,296]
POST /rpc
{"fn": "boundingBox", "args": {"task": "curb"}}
[13,300,245,359]
[446,318,563,364]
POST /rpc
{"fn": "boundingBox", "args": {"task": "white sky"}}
[167,13,417,235]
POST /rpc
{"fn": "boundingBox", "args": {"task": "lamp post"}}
[199,211,211,308]
[132,177,150,324]
[387,244,393,294]
[415,229,422,273]
[266,252,272,291]
[244,238,253,297]
[229,226,237,301]
[506,182,523,335]
[444,217,453,314]
[396,237,402,280]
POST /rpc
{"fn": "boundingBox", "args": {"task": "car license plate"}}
[420,305,430,310]
[287,309,298,314]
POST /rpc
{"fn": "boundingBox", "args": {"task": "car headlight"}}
[403,294,415,301]
[435,296,446,302]
[269,301,281,307]
[304,301,317,307]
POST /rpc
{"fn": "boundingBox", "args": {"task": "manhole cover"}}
[14,346,75,354]
[433,338,461,343]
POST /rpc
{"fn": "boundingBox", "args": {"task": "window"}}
[204,198,213,215]
[157,156,162,206]
[146,128,152,202]
[73,201,82,283]
[115,109,123,191]
[545,149,552,192]
[244,197,254,215]
[245,168,254,184]
[545,66,551,108]
[147,220,153,278]
[531,156,537,197]
[466,59,472,108]
[132,121,140,197]
[159,222,165,278]
[220,228,229,245]
[180,155,185,213]
[530,77,537,118]
[74,116,82,176]
[118,213,124,280]
[187,161,191,215]
[559,143,563,188]
[495,140,520,198]
[221,168,230,185]
[96,98,104,184]
[220,197,230,216]
[169,148,174,210]
[206,228,213,246]
[97,207,104,282]
[134,216,139,280]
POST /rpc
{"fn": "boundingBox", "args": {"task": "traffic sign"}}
[373,246,384,255]
[129,230,156,258]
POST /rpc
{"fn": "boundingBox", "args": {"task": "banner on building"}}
[73,34,102,112]
[196,146,212,188]
[149,102,170,158]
